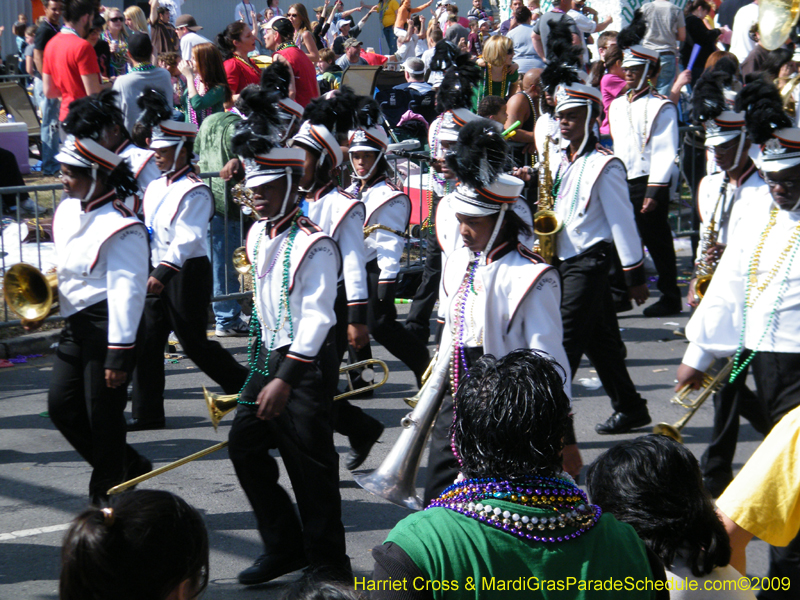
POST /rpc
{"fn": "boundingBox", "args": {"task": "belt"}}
[659,51,675,56]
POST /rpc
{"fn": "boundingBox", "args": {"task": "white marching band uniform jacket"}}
[694,163,764,265]
[554,144,646,285]
[53,192,149,369]
[306,182,369,324]
[684,188,800,372]
[143,165,214,284]
[116,140,159,216]
[246,207,342,386]
[609,87,678,191]
[438,242,572,399]
[350,177,410,299]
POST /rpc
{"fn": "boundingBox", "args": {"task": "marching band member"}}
[130,108,248,430]
[227,94,350,585]
[287,88,383,471]
[61,90,160,216]
[610,10,682,318]
[345,113,431,386]
[677,80,800,588]
[46,130,151,505]
[688,72,769,497]
[549,80,652,435]
[424,119,575,505]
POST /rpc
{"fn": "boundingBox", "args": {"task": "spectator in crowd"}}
[741,35,783,79]
[504,68,542,168]
[599,43,625,136]
[465,18,480,56]
[317,0,364,50]
[420,25,442,71]
[124,5,149,35]
[234,0,261,34]
[729,0,758,63]
[587,435,755,599]
[640,0,686,96]
[371,350,664,599]
[468,0,488,21]
[59,490,209,600]
[33,0,63,176]
[395,0,432,32]
[266,0,283,18]
[218,22,261,100]
[262,16,320,107]
[716,0,750,31]
[112,33,174,133]
[332,8,377,56]
[474,35,519,109]
[681,0,722,85]
[22,26,36,78]
[394,56,431,94]
[507,6,545,75]
[87,15,111,78]
[317,47,342,91]
[336,37,368,72]
[13,21,27,56]
[287,4,320,63]
[477,94,507,122]
[180,43,231,126]
[158,0,185,27]
[499,0,523,36]
[175,14,211,61]
[596,29,617,63]
[102,7,129,78]
[377,0,400,53]
[158,51,187,120]
[395,17,422,62]
[443,10,469,46]
[43,0,105,124]
[756,47,797,86]
[149,0,179,60]
[568,0,612,65]
[532,0,582,64]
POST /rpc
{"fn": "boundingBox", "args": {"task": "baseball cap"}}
[175,14,202,31]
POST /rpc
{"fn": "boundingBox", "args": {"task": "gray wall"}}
[1,0,30,69]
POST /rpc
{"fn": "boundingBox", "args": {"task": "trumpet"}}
[3,263,58,323]
[532,134,561,264]
[653,358,734,443]
[107,359,390,495]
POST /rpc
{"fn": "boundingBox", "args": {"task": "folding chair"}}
[0,82,41,150]
[341,65,383,97]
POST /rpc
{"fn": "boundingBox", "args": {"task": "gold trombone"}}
[653,358,734,443]
[107,359,389,495]
[364,223,407,239]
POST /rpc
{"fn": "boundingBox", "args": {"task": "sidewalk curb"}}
[0,329,61,359]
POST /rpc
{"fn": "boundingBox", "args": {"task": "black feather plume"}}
[230,88,284,158]
[430,39,458,72]
[260,61,292,98]
[438,53,481,112]
[446,118,510,188]
[302,86,359,139]
[546,19,582,64]
[63,90,125,139]
[691,70,730,123]
[135,88,172,128]
[617,9,647,50]
[355,97,382,128]
[540,61,582,95]
[735,79,792,145]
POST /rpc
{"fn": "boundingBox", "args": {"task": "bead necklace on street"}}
[450,254,481,394]
[429,476,602,543]
[237,215,300,404]
[627,88,649,153]
[729,207,800,382]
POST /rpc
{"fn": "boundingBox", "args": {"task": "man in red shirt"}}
[262,16,319,108]
[43,0,105,123]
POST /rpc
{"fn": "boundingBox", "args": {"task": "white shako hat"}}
[621,45,659,69]
[450,174,524,217]
[149,119,197,148]
[243,147,306,189]
[757,128,800,172]
[703,111,746,147]
[347,126,389,153]
[438,108,482,142]
[56,136,122,171]
[288,120,344,167]
[555,82,602,113]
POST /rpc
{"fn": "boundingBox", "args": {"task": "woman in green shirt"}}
[178,43,232,127]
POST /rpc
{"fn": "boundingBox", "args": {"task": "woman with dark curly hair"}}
[218,21,262,99]
[586,435,756,599]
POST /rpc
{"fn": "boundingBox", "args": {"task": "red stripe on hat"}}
[75,139,117,171]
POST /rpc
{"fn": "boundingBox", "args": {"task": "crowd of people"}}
[7,0,800,597]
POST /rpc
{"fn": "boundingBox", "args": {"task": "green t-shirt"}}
[194,111,241,216]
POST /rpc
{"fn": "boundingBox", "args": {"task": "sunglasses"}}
[109,16,124,22]
[287,13,298,17]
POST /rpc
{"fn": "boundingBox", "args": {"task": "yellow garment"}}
[717,405,800,546]
[380,0,399,27]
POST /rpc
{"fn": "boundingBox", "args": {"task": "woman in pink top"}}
[599,44,626,136]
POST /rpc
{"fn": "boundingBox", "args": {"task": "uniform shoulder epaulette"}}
[297,215,323,235]
[517,243,545,264]
[112,198,136,218]
[652,91,669,101]
[338,188,356,200]
[186,171,203,183]
[595,143,613,156]
[385,179,402,192]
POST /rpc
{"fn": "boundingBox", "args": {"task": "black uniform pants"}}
[131,256,248,421]
[611,176,681,307]
[405,211,443,343]
[558,243,647,414]
[48,304,146,499]
[750,351,800,600]
[331,283,381,442]
[350,259,430,383]
[227,343,349,572]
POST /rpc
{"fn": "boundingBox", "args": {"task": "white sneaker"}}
[216,320,250,337]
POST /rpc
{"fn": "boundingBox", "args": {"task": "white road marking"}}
[0,522,70,541]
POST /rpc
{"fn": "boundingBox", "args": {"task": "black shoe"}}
[126,456,153,480]
[615,299,633,313]
[595,409,652,435]
[346,420,385,471]
[643,300,682,318]
[703,473,733,499]
[404,323,430,345]
[126,417,166,431]
[238,554,309,586]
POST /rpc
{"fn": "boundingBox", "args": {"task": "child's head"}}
[158,52,181,76]
[25,25,37,44]
[317,48,335,72]
[477,95,507,124]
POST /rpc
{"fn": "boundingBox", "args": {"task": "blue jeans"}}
[34,78,61,175]
[655,52,677,97]
[207,213,243,329]
[382,25,397,54]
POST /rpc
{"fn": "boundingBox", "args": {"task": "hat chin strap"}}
[575,104,592,157]
[81,163,99,202]
[169,139,185,174]
[733,130,746,172]
[479,204,509,266]
[635,62,650,91]
[267,167,295,223]
[297,148,329,195]
[350,149,385,180]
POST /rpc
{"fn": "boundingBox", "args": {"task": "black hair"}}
[64,0,97,24]
[617,8,647,49]
[735,78,791,145]
[476,95,506,118]
[303,86,359,142]
[217,21,247,60]
[760,47,794,81]
[452,349,570,480]
[437,52,482,112]
[131,88,172,148]
[684,0,711,15]
[355,96,383,129]
[446,118,511,188]
[60,490,209,600]
[63,90,128,142]
[64,160,139,200]
[586,435,732,577]
[500,208,532,242]
[514,5,531,23]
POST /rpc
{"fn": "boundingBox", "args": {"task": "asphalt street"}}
[0,276,771,598]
